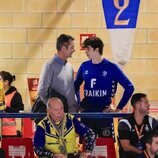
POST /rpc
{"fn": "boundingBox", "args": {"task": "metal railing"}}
[0,112,130,118]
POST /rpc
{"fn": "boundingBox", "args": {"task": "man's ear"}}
[61,46,66,52]
[95,47,99,52]
[146,143,150,149]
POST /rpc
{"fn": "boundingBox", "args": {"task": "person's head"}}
[131,93,150,114]
[47,97,64,122]
[0,71,15,88]
[56,34,75,59]
[82,36,104,59]
[143,128,158,156]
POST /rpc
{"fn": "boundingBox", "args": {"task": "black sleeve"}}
[152,117,158,129]
[118,119,131,140]
[5,92,24,113]
[118,129,131,140]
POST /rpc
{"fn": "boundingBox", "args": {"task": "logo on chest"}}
[145,124,150,132]
[102,71,107,77]
[84,70,88,75]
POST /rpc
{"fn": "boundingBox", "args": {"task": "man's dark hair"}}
[143,127,158,145]
[56,34,74,51]
[131,93,147,107]
[82,36,104,55]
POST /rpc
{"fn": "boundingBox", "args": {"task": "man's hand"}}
[103,106,121,113]
[79,152,92,158]
[79,107,85,112]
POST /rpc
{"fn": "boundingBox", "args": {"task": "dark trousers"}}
[81,118,114,138]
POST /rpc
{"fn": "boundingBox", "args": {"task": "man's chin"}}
[57,118,63,122]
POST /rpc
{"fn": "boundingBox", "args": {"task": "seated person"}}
[34,97,96,158]
[118,93,158,158]
[143,127,158,158]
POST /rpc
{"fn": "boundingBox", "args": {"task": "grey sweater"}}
[37,55,78,112]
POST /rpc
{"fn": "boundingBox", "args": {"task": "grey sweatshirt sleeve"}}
[37,61,53,104]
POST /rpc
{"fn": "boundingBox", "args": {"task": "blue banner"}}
[102,0,140,29]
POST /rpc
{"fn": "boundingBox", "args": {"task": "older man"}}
[34,97,96,158]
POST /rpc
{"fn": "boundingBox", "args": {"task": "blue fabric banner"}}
[102,0,140,29]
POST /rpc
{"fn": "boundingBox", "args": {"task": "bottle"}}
[0,81,5,111]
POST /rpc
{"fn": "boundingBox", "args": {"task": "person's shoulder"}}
[118,114,133,129]
[118,118,132,131]
[118,118,129,125]
[102,58,119,68]
[43,57,59,71]
[106,59,121,68]
[6,86,16,94]
[38,116,48,127]
[147,115,156,120]
[6,86,21,97]
[82,60,90,64]
[14,91,22,97]
[147,115,158,127]
[47,57,57,65]
[102,58,110,64]
[66,113,74,119]
[81,60,92,66]
[144,115,155,123]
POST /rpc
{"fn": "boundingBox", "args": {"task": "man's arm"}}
[119,139,143,154]
[112,64,134,110]
[38,61,53,104]
[34,125,54,157]
[74,65,84,107]
[118,119,143,155]
[73,117,96,152]
[74,65,84,93]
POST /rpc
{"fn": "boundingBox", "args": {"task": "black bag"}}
[47,88,68,112]
[31,97,47,125]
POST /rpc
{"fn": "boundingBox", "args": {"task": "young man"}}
[118,93,158,158]
[38,34,78,113]
[74,36,134,137]
[34,97,96,158]
[143,128,158,158]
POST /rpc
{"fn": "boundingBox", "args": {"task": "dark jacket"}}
[5,86,24,113]
[31,97,47,125]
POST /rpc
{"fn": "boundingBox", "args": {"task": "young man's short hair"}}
[82,36,104,55]
[131,93,147,107]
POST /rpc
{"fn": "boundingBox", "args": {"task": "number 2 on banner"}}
[114,0,130,25]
